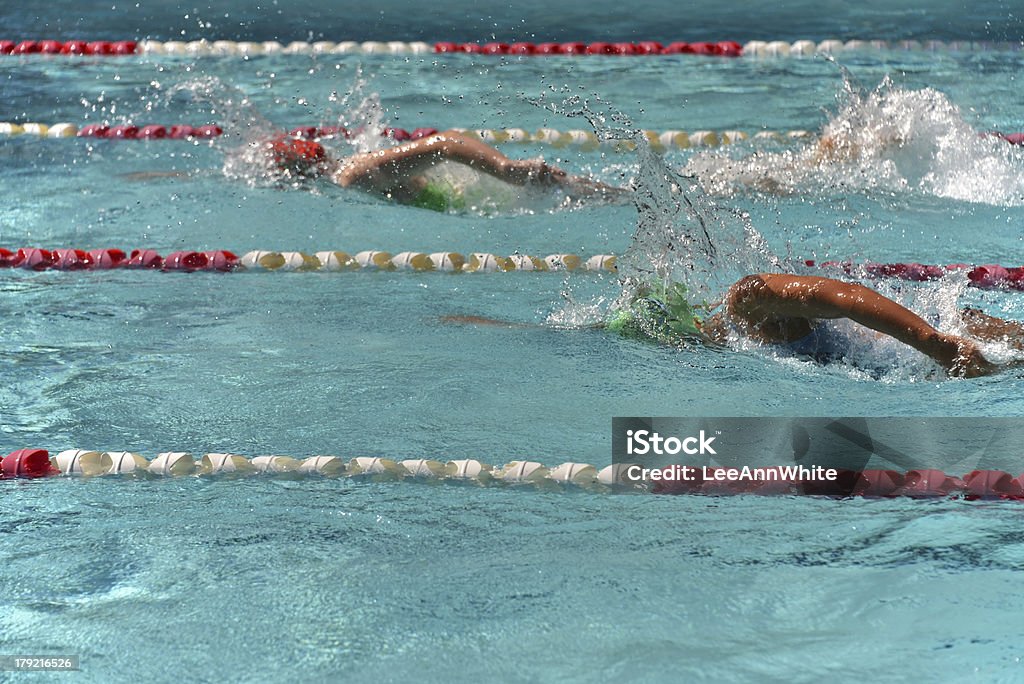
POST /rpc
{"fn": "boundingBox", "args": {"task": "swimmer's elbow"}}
[725,275,772,315]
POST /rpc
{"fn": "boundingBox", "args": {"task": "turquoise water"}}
[3,2,1024,681]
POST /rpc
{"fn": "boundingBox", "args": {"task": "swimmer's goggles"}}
[607,281,702,341]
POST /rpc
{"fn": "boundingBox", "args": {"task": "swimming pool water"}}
[3,1,1024,682]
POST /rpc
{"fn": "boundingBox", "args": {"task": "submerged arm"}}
[726,274,995,377]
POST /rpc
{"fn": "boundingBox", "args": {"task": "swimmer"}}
[685,129,903,196]
[446,273,1023,378]
[683,81,1024,198]
[269,130,625,210]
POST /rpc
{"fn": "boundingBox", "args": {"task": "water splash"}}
[686,75,1024,206]
[167,72,389,189]
[322,65,387,155]
[166,75,278,143]
[536,91,780,313]
[167,75,287,187]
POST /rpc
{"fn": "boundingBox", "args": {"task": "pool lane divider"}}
[2,39,1021,58]
[4,248,1024,291]
[4,448,1024,500]
[0,122,811,150]
[0,248,618,273]
[6,122,1024,150]
[806,259,1024,291]
[4,449,598,484]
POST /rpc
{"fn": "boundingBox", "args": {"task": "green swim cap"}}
[607,281,701,342]
[411,181,467,212]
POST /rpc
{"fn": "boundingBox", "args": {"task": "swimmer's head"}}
[267,136,329,178]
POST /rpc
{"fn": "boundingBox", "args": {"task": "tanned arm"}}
[330,130,566,189]
[726,274,995,377]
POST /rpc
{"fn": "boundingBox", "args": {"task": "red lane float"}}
[76,124,223,140]
[90,248,127,268]
[432,40,742,57]
[62,40,88,54]
[2,449,58,478]
[0,40,136,55]
[410,127,438,140]
[169,124,195,139]
[109,124,139,139]
[162,250,238,272]
[51,248,93,270]
[0,248,238,272]
[78,123,109,137]
[74,124,429,141]
[650,466,1024,499]
[138,124,167,139]
[17,248,57,270]
[193,124,223,138]
[12,41,39,54]
[126,249,163,268]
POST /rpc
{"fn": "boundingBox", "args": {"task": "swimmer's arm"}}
[119,170,191,182]
[440,314,526,327]
[728,274,994,377]
[440,314,604,331]
[331,130,572,188]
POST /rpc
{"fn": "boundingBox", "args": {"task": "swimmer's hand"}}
[560,175,631,202]
[503,158,568,186]
[505,158,630,203]
[941,334,997,378]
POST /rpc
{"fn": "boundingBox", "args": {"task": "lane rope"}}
[4,448,1024,499]
[5,248,1024,291]
[0,249,618,273]
[2,39,1022,58]
[6,122,1024,150]
[0,122,809,149]
[807,259,1024,291]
